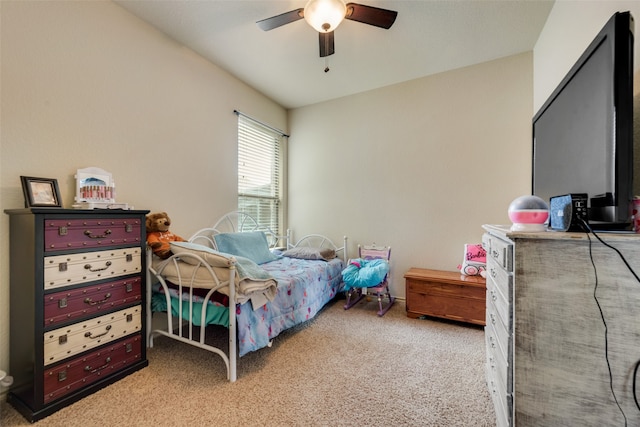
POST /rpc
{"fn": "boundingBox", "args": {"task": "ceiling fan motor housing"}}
[303,0,347,33]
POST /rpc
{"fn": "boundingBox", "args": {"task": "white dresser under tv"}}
[482,224,640,426]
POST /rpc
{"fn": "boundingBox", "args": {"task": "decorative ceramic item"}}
[508,195,549,232]
[73,167,130,209]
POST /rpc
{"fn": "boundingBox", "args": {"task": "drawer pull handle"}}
[492,249,499,259]
[84,293,112,306]
[84,357,112,373]
[84,261,112,272]
[490,268,497,278]
[84,325,112,339]
[84,229,112,239]
[491,290,497,302]
[490,313,497,325]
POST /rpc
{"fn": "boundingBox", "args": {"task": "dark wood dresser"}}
[4,208,149,422]
[404,268,486,326]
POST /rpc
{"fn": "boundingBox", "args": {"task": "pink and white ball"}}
[508,195,549,232]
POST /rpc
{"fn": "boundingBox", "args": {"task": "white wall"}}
[534,2,640,202]
[0,0,286,396]
[288,52,534,298]
[534,1,640,111]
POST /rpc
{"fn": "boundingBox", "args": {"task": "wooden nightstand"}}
[404,268,486,326]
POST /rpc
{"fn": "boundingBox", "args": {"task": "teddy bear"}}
[146,212,186,259]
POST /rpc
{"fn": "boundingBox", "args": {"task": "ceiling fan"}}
[257,0,398,59]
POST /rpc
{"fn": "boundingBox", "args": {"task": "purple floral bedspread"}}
[236,256,344,356]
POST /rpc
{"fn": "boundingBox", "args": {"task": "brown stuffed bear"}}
[146,212,186,259]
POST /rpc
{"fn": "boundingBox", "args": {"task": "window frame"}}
[235,111,287,237]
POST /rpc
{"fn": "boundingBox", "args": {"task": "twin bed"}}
[146,212,347,381]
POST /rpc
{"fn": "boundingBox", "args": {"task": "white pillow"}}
[282,246,336,261]
[170,241,233,267]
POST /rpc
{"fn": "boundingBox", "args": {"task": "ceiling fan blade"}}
[256,8,304,31]
[319,31,335,58]
[345,3,397,29]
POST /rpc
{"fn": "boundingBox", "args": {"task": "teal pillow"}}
[213,231,279,265]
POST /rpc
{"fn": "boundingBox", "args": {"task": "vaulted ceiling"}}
[115,0,554,109]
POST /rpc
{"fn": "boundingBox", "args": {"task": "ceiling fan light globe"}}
[304,0,346,32]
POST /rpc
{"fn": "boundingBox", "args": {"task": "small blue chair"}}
[342,244,395,316]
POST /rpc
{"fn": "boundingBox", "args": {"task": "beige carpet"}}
[1,299,496,426]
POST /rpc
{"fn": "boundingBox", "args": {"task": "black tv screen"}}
[532,11,634,230]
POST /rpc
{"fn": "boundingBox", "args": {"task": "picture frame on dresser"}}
[20,176,62,208]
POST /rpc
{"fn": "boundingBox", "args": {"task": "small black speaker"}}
[550,194,588,231]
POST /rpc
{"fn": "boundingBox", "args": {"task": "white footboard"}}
[146,248,237,382]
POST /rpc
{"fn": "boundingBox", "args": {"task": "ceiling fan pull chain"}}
[324,57,330,73]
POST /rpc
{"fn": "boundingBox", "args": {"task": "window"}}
[236,111,286,236]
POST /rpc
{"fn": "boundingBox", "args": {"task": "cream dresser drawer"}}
[44,248,141,290]
[43,305,142,365]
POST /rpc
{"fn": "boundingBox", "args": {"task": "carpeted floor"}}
[0,299,496,426]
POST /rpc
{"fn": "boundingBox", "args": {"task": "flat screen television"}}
[532,11,635,230]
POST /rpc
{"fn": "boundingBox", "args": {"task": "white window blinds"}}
[236,111,285,235]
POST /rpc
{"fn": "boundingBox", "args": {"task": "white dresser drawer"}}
[485,349,510,427]
[486,256,513,308]
[486,275,510,336]
[486,295,510,363]
[487,317,512,390]
[44,248,141,290]
[486,234,513,272]
[43,305,142,365]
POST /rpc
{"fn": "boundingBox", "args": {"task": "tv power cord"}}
[579,218,640,425]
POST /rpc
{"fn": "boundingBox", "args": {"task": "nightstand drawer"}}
[44,248,141,290]
[44,276,142,327]
[43,306,142,365]
[44,217,143,251]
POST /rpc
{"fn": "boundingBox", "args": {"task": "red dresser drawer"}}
[44,217,142,251]
[43,334,142,404]
[44,277,142,327]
